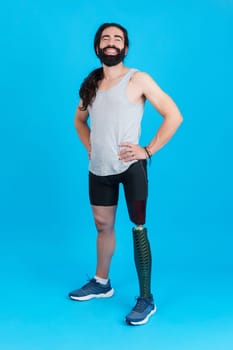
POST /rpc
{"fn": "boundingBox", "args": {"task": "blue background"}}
[0,1,232,349]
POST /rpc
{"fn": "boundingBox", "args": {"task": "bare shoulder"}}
[131,71,163,98]
[132,71,152,80]
[132,71,160,88]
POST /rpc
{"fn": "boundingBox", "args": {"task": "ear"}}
[124,46,128,56]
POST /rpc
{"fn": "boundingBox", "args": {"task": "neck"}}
[102,63,128,80]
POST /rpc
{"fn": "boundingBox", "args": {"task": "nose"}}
[108,37,115,46]
[108,34,120,46]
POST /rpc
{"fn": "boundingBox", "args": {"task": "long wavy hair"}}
[79,23,129,111]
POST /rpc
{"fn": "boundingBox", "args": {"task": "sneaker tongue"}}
[134,297,147,311]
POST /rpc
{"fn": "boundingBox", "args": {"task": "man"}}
[69,22,183,326]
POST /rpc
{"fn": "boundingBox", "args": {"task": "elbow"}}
[166,113,183,127]
[178,114,183,125]
[174,111,183,126]
[74,115,81,130]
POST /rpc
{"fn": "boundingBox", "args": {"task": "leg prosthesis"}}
[132,226,152,299]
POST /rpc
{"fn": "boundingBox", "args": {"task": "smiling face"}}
[96,26,128,66]
[99,26,125,53]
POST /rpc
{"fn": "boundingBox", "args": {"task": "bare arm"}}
[119,72,183,161]
[141,72,183,154]
[74,100,91,154]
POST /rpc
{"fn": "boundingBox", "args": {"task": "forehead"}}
[101,26,124,38]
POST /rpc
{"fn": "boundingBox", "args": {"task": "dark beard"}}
[97,46,126,67]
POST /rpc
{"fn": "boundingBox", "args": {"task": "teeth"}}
[105,48,117,53]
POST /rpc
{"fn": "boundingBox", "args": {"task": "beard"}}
[97,46,126,67]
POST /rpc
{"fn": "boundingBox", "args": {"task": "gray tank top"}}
[88,68,145,176]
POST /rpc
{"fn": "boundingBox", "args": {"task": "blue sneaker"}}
[68,278,114,301]
[125,297,156,325]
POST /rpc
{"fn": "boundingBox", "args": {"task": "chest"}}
[98,78,144,105]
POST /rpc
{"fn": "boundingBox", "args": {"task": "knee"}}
[94,216,114,234]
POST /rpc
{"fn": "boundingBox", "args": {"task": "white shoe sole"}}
[69,288,114,301]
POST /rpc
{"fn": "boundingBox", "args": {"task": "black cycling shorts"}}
[89,160,148,206]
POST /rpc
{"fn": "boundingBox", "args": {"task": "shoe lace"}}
[133,297,149,312]
[82,276,96,290]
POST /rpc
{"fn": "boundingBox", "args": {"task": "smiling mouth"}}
[105,50,117,55]
[103,47,119,55]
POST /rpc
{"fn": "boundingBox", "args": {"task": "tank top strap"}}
[118,68,138,89]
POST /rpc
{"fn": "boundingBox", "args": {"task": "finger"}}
[119,149,131,156]
[119,142,131,148]
[120,152,134,161]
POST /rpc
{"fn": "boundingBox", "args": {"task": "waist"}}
[89,155,136,176]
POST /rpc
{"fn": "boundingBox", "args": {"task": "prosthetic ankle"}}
[132,225,152,299]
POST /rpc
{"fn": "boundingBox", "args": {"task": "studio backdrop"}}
[0,0,232,274]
